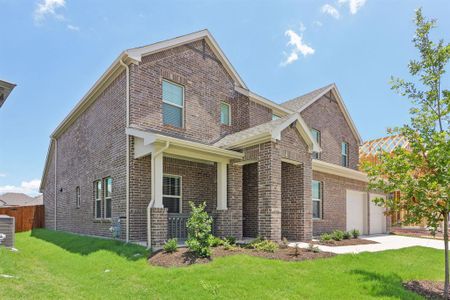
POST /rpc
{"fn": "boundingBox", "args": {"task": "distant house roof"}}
[0,80,16,108]
[0,193,43,207]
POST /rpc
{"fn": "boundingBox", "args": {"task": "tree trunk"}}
[444,212,449,299]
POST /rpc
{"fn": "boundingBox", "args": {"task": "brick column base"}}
[213,209,242,239]
[150,207,168,248]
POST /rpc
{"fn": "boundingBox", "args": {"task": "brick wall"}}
[300,92,360,170]
[242,163,258,237]
[312,171,367,235]
[43,72,127,239]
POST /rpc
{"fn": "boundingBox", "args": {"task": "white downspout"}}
[119,58,130,243]
[147,141,170,249]
[53,137,57,230]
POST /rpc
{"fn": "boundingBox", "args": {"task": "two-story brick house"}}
[40,30,389,247]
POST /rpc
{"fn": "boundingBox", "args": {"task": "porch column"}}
[217,161,228,210]
[152,153,164,208]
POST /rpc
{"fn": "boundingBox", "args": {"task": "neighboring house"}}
[0,79,16,108]
[40,30,389,247]
[0,193,43,207]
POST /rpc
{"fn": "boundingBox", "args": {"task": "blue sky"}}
[0,0,449,195]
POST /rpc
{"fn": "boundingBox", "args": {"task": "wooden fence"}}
[0,205,45,232]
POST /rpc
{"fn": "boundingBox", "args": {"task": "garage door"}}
[369,193,386,234]
[346,190,366,233]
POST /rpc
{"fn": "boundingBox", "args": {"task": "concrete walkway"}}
[289,235,446,254]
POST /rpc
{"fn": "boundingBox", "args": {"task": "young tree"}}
[363,8,450,296]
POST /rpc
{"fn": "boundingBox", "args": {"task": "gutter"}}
[53,138,57,230]
[147,141,170,249]
[119,58,131,243]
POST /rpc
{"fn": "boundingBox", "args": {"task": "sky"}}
[0,0,449,196]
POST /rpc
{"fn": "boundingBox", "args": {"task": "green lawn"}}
[0,229,444,299]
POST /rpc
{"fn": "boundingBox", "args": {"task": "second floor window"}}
[162,80,184,128]
[311,128,321,159]
[220,102,231,125]
[272,114,280,120]
[94,180,102,219]
[341,142,349,167]
[104,177,112,219]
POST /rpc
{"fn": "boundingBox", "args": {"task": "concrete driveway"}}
[290,235,446,254]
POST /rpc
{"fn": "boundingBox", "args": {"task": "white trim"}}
[94,180,102,220]
[281,158,301,165]
[235,86,292,116]
[103,177,112,220]
[233,159,258,166]
[312,159,368,182]
[220,101,231,126]
[126,29,247,89]
[216,162,227,210]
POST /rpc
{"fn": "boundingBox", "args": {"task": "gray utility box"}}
[0,215,15,248]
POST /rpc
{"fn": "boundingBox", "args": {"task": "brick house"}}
[40,30,389,247]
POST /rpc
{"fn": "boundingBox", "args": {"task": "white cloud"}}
[281,29,315,66]
[338,0,367,14]
[0,179,41,196]
[321,4,340,19]
[299,22,306,32]
[67,24,80,31]
[34,0,66,23]
[313,21,323,27]
[0,173,6,178]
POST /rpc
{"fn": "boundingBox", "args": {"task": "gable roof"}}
[0,193,43,207]
[281,83,363,145]
[213,113,321,152]
[0,79,16,108]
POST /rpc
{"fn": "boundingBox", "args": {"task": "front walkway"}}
[290,234,446,254]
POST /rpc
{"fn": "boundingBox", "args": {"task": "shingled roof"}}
[281,83,334,112]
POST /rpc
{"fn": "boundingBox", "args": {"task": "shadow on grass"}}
[30,228,149,261]
[350,269,421,299]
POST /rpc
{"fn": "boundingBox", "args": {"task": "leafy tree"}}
[363,8,450,296]
[186,201,213,258]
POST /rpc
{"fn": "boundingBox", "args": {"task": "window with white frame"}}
[311,128,321,159]
[312,180,322,219]
[76,186,80,209]
[163,175,181,213]
[272,114,280,121]
[94,180,102,219]
[341,142,349,167]
[104,177,112,219]
[162,80,184,128]
[220,102,231,125]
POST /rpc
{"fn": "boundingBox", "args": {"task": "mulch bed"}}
[312,238,378,246]
[392,228,447,240]
[404,280,448,299]
[149,246,335,267]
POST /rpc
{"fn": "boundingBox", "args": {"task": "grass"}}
[0,229,445,299]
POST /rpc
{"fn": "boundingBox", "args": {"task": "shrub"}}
[246,236,264,248]
[331,230,344,241]
[222,239,236,251]
[250,239,279,253]
[186,202,213,258]
[163,238,178,253]
[280,237,289,249]
[351,229,360,239]
[307,243,320,253]
[225,236,237,245]
[343,231,352,240]
[320,233,332,242]
[209,236,224,247]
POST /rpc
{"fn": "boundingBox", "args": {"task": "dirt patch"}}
[149,246,335,267]
[404,280,448,299]
[312,238,378,246]
[392,228,446,240]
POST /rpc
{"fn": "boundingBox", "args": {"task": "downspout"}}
[119,58,130,243]
[53,137,57,230]
[147,141,170,249]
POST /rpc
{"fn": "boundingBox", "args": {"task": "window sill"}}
[163,124,186,132]
[93,219,112,223]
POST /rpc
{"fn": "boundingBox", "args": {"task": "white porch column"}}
[153,153,164,208]
[217,162,228,210]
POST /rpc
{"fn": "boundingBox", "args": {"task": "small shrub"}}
[307,243,320,253]
[246,236,264,248]
[251,239,279,253]
[331,230,344,241]
[320,233,332,242]
[186,202,213,258]
[163,238,178,253]
[209,236,224,247]
[343,231,352,240]
[351,229,360,239]
[280,237,289,249]
[225,236,237,245]
[222,239,236,251]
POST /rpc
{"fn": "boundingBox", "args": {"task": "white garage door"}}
[346,190,366,233]
[369,193,386,234]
